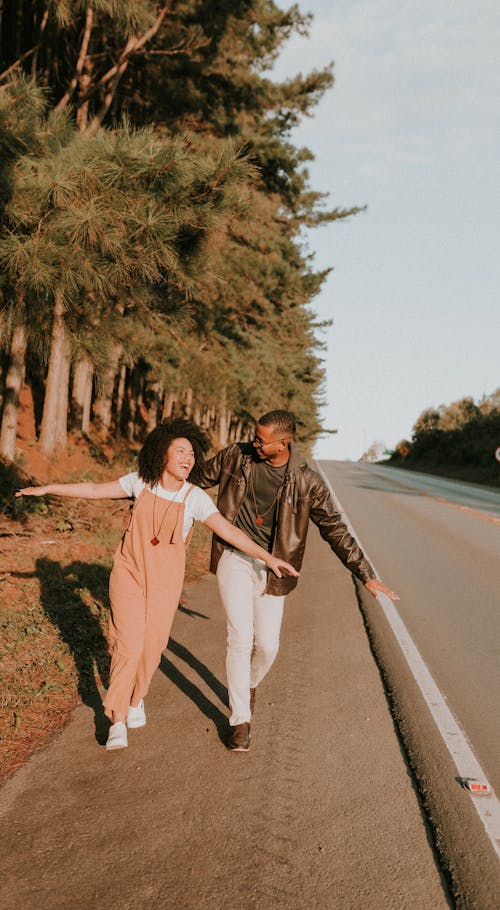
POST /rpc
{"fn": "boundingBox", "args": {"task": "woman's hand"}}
[16,480,127,500]
[364,578,399,601]
[16,486,49,498]
[265,556,299,579]
[204,513,299,578]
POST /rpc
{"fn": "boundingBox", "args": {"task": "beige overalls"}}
[103,484,193,721]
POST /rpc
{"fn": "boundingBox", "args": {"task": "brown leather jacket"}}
[198,441,375,595]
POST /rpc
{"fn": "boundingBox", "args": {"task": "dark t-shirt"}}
[235,459,288,551]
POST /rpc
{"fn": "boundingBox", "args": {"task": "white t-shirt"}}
[118,473,218,541]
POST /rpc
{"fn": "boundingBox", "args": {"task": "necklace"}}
[151,483,183,546]
[248,462,287,526]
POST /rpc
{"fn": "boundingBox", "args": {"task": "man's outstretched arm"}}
[309,475,399,601]
[363,577,399,601]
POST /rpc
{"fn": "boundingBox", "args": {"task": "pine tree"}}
[0,75,57,459]
[1,94,256,453]
[1,2,363,455]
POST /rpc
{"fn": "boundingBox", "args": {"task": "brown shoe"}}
[250,688,256,715]
[227,722,251,752]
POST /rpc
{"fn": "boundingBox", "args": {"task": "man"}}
[199,410,398,752]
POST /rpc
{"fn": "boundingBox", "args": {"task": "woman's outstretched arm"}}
[16,481,129,500]
[204,512,298,579]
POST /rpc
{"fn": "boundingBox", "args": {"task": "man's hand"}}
[364,578,400,601]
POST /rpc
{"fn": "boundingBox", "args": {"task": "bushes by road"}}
[390,390,500,486]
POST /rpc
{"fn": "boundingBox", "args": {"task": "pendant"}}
[255,516,264,526]
[151,536,160,546]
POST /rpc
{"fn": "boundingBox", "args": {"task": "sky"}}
[271,0,500,460]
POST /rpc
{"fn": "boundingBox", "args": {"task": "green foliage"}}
[0,0,363,452]
[389,390,500,485]
[0,459,46,519]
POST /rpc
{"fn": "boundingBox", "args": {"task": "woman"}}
[16,419,298,751]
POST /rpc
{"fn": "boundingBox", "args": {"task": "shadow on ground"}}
[35,558,112,744]
[14,559,229,746]
[160,641,229,745]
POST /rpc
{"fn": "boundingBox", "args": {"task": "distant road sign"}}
[495,447,500,463]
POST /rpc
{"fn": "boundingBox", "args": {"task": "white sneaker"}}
[127,699,146,729]
[106,721,128,750]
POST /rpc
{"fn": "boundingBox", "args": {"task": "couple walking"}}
[17,410,397,752]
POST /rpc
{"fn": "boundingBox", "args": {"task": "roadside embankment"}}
[384,456,500,489]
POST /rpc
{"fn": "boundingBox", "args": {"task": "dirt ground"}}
[0,391,211,783]
[0,524,451,910]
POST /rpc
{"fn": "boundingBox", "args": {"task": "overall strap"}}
[182,483,195,502]
[180,483,196,547]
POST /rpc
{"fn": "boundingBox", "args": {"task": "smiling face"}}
[163,437,196,486]
[252,423,291,466]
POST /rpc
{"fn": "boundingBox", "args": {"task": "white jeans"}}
[217,548,285,725]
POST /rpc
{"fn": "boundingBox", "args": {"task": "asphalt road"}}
[0,517,450,910]
[318,461,500,796]
[2,461,499,908]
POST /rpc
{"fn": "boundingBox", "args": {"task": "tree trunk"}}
[229,416,243,443]
[93,340,123,435]
[0,321,27,461]
[201,408,211,432]
[125,373,137,442]
[207,406,216,433]
[184,387,193,418]
[81,368,93,436]
[162,391,175,421]
[71,351,93,434]
[55,337,72,448]
[115,363,127,437]
[218,388,228,447]
[146,380,163,433]
[39,292,72,455]
[125,367,143,442]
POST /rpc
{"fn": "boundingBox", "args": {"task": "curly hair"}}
[138,419,211,486]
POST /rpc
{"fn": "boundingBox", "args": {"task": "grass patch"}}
[384,456,500,488]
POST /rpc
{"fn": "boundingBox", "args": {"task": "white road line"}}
[316,462,500,861]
